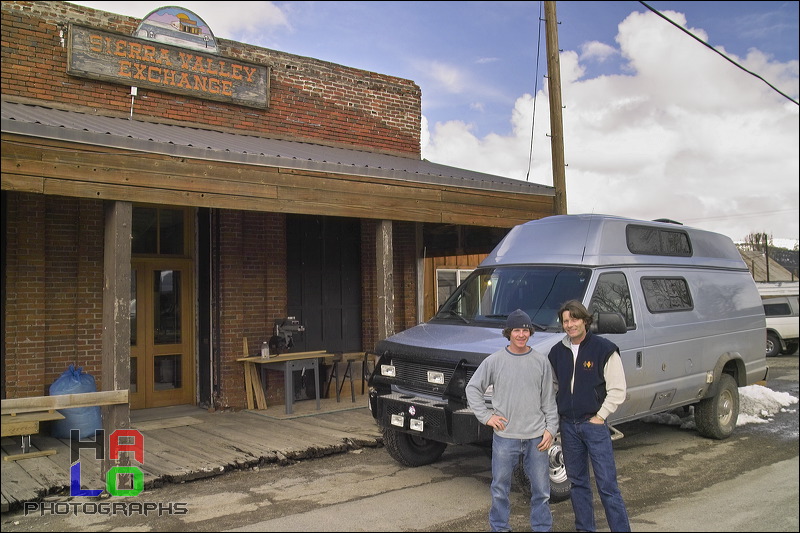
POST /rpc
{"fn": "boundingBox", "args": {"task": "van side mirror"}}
[593,312,627,334]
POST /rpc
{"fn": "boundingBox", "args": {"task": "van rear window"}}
[641,277,693,312]
[627,225,692,257]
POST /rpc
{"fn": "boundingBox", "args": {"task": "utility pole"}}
[544,1,567,215]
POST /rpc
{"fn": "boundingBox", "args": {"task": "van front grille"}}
[391,359,474,397]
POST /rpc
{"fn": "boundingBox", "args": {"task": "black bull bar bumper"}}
[370,391,493,445]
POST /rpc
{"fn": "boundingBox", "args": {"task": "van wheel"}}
[694,373,738,440]
[782,341,798,355]
[766,332,782,358]
[513,437,571,503]
[382,427,446,466]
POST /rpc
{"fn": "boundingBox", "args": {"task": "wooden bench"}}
[1,390,129,462]
[2,410,65,460]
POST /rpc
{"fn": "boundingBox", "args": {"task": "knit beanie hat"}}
[507,309,533,330]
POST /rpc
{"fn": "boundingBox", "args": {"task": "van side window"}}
[589,272,635,328]
[626,225,692,257]
[764,302,792,316]
[641,277,693,312]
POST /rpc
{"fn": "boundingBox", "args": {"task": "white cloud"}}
[422,9,800,242]
[421,60,469,94]
[202,1,291,41]
[579,40,617,63]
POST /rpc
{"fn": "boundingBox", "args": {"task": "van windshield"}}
[434,266,591,329]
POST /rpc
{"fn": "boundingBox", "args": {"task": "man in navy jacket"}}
[548,300,630,532]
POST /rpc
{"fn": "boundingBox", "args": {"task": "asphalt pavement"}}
[628,456,798,532]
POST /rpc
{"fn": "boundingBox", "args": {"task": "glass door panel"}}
[154,270,182,344]
[130,261,193,408]
[154,354,182,391]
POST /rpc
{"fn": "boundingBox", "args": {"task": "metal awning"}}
[1,100,553,197]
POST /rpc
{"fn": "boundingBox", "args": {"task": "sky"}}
[67,1,800,248]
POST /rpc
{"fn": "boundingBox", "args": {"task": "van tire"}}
[766,332,782,358]
[783,341,799,355]
[694,373,739,440]
[382,427,447,466]
[513,440,572,503]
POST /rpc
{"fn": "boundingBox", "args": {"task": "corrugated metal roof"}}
[1,101,553,197]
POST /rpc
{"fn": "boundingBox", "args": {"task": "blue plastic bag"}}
[49,365,102,439]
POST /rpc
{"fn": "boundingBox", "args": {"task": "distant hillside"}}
[737,244,798,281]
[769,247,799,276]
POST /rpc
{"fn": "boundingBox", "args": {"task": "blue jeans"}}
[560,419,630,532]
[489,433,552,532]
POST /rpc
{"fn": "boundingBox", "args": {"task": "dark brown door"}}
[287,215,361,353]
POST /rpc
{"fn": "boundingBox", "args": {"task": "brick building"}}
[1,1,555,411]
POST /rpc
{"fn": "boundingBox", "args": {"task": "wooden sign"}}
[67,24,269,109]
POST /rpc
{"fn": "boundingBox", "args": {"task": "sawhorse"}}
[324,352,374,402]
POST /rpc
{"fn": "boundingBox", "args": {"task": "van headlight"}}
[427,371,445,385]
[380,364,396,377]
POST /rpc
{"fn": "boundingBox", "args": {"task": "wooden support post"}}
[101,200,132,489]
[376,220,395,340]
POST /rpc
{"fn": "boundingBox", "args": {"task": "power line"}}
[526,1,545,182]
[639,1,799,106]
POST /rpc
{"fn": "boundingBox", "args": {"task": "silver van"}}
[368,214,769,501]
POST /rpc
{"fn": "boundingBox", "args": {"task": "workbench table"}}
[237,351,326,414]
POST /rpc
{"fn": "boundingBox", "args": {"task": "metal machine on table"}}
[268,316,305,355]
[267,317,318,400]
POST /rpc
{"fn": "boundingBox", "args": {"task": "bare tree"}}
[742,232,772,252]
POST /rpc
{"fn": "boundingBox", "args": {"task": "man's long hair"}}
[558,300,593,328]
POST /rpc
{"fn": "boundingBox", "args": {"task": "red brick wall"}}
[0,1,422,156]
[4,194,104,397]
[216,209,288,407]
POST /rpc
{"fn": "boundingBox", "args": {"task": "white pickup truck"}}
[763,295,799,356]
[758,282,800,357]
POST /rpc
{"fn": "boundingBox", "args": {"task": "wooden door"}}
[287,215,362,353]
[129,205,194,409]
[130,260,194,409]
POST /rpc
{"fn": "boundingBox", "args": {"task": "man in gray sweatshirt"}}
[466,309,559,532]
